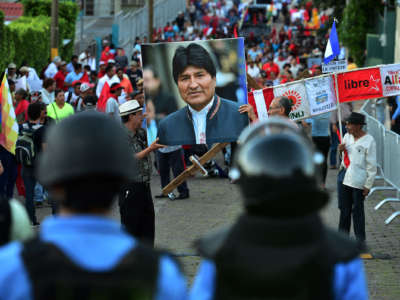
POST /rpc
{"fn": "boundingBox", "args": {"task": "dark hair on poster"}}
[172,44,216,83]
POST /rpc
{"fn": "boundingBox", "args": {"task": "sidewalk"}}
[34,153,400,298]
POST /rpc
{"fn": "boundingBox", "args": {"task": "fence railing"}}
[115,0,186,58]
[361,100,400,224]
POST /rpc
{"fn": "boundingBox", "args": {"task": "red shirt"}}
[262,63,280,79]
[98,70,106,79]
[54,70,68,91]
[15,99,29,122]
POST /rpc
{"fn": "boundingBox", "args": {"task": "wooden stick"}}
[161,142,229,195]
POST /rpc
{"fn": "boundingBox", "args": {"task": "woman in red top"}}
[14,89,30,124]
[54,61,68,91]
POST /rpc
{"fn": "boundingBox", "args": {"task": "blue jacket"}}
[0,215,187,300]
[190,259,368,300]
[158,96,249,146]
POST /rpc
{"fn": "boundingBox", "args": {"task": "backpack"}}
[15,123,42,166]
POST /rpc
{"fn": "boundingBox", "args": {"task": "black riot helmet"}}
[230,117,328,217]
[37,111,136,187]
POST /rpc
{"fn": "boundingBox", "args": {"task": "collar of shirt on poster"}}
[188,98,214,144]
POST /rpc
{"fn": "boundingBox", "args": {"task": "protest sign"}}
[15,76,27,91]
[379,64,400,97]
[305,76,337,115]
[322,59,347,73]
[336,68,383,102]
[141,38,248,146]
[274,81,311,120]
[307,57,322,69]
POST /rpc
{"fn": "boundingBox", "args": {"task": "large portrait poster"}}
[141,38,248,146]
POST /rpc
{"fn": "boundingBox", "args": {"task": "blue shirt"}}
[306,112,331,137]
[64,71,84,92]
[0,215,187,300]
[190,259,368,300]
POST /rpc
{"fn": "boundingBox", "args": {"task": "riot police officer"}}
[0,112,186,299]
[190,117,368,300]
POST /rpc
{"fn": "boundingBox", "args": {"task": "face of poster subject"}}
[177,66,216,112]
[173,43,217,112]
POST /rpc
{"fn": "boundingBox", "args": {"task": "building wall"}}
[395,6,400,63]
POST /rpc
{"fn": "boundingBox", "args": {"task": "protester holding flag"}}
[338,112,377,249]
[330,103,352,169]
[0,75,19,199]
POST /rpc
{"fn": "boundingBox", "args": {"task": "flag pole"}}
[334,72,343,139]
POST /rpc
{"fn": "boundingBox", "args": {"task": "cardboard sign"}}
[380,64,400,97]
[305,76,337,115]
[336,68,383,102]
[322,59,347,73]
[274,81,311,120]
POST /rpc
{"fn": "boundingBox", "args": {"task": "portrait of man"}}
[152,42,249,146]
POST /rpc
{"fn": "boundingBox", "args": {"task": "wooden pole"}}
[161,143,229,195]
[334,73,343,139]
[50,0,59,60]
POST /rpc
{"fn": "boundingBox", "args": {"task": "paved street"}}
[34,150,400,299]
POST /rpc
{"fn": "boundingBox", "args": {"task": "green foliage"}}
[8,16,51,71]
[0,11,16,72]
[22,0,79,60]
[0,0,79,72]
[339,0,383,66]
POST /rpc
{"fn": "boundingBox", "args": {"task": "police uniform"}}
[190,118,368,300]
[0,112,187,299]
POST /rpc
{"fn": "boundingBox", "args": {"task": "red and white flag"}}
[248,88,274,120]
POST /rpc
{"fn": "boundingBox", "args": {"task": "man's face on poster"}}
[177,65,216,111]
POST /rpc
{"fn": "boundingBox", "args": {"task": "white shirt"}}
[341,133,377,190]
[188,98,214,144]
[44,62,58,79]
[40,88,54,105]
[248,65,260,78]
[105,97,121,122]
[96,75,120,98]
[64,91,80,106]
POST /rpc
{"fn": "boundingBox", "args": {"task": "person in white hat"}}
[7,63,17,81]
[76,82,94,112]
[118,100,165,246]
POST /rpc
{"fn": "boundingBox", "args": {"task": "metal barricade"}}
[115,0,186,58]
[361,100,400,224]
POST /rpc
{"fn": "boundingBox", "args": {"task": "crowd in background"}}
[1,0,399,228]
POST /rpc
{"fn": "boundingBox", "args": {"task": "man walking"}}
[338,112,377,248]
[0,112,186,299]
[119,101,165,246]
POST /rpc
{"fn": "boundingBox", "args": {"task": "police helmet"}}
[37,112,137,187]
[230,117,327,216]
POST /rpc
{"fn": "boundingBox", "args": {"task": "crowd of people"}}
[0,0,396,298]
